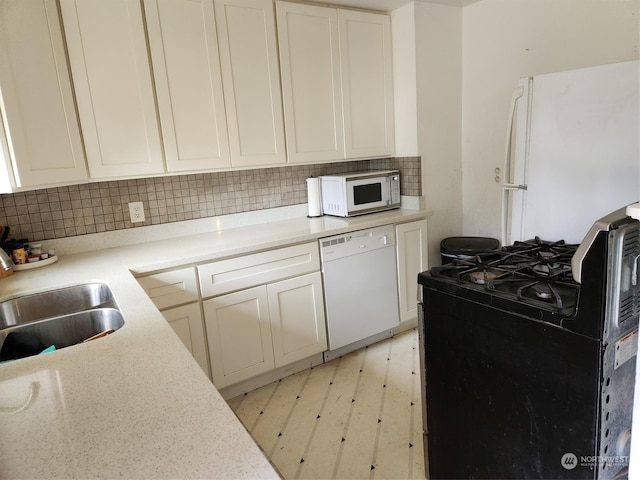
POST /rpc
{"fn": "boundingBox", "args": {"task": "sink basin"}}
[0,282,118,329]
[0,308,125,350]
[0,283,125,360]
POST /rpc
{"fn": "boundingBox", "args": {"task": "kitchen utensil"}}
[82,329,115,343]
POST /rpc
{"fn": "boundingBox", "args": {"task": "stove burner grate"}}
[430,237,580,313]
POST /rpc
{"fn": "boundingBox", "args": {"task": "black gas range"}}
[418,206,639,479]
[428,237,581,318]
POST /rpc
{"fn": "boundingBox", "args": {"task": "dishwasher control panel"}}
[319,224,395,262]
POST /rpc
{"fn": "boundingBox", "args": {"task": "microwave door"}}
[347,178,387,213]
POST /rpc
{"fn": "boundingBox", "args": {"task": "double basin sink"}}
[0,283,125,361]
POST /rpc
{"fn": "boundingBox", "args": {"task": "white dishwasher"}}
[319,224,400,361]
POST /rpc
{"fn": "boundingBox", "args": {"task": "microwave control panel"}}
[390,175,401,205]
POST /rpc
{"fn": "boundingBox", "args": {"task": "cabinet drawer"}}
[137,267,199,309]
[198,242,320,298]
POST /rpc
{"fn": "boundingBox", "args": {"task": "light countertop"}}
[0,206,430,479]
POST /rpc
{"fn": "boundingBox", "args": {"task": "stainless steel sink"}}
[0,283,125,360]
[0,308,125,350]
[0,282,118,329]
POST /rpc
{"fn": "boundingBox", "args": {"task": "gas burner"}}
[468,270,500,285]
[487,275,579,311]
[532,263,560,275]
[529,258,572,278]
[431,253,507,283]
[532,283,554,300]
[519,280,577,310]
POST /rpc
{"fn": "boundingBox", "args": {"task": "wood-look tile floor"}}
[227,328,426,480]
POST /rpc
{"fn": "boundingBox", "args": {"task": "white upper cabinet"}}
[276,1,345,163]
[276,1,395,163]
[215,0,286,167]
[339,10,395,158]
[145,0,231,172]
[0,0,87,191]
[60,0,164,179]
[1,0,397,192]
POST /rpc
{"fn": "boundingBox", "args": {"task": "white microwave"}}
[319,170,401,217]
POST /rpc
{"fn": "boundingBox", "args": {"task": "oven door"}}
[345,176,390,215]
[421,287,601,479]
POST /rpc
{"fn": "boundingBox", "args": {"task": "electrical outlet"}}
[128,202,145,223]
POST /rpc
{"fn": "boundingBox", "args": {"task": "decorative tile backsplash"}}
[0,157,421,243]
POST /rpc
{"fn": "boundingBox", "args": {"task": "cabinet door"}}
[60,0,164,179]
[268,272,327,368]
[215,0,286,167]
[276,1,344,163]
[339,10,395,158]
[0,0,87,190]
[203,286,274,388]
[145,0,231,172]
[396,220,429,323]
[162,303,210,378]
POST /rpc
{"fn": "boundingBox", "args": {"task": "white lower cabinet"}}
[203,272,327,389]
[138,242,327,389]
[162,303,210,377]
[135,222,429,391]
[137,267,211,378]
[268,273,327,368]
[204,286,274,388]
[395,219,429,323]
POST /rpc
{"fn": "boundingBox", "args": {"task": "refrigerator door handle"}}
[501,86,525,246]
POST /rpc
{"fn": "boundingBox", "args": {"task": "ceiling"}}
[310,0,481,12]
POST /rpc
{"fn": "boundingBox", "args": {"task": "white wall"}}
[407,1,463,265]
[392,3,419,156]
[461,0,640,240]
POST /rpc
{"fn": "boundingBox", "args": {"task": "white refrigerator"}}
[501,60,640,246]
